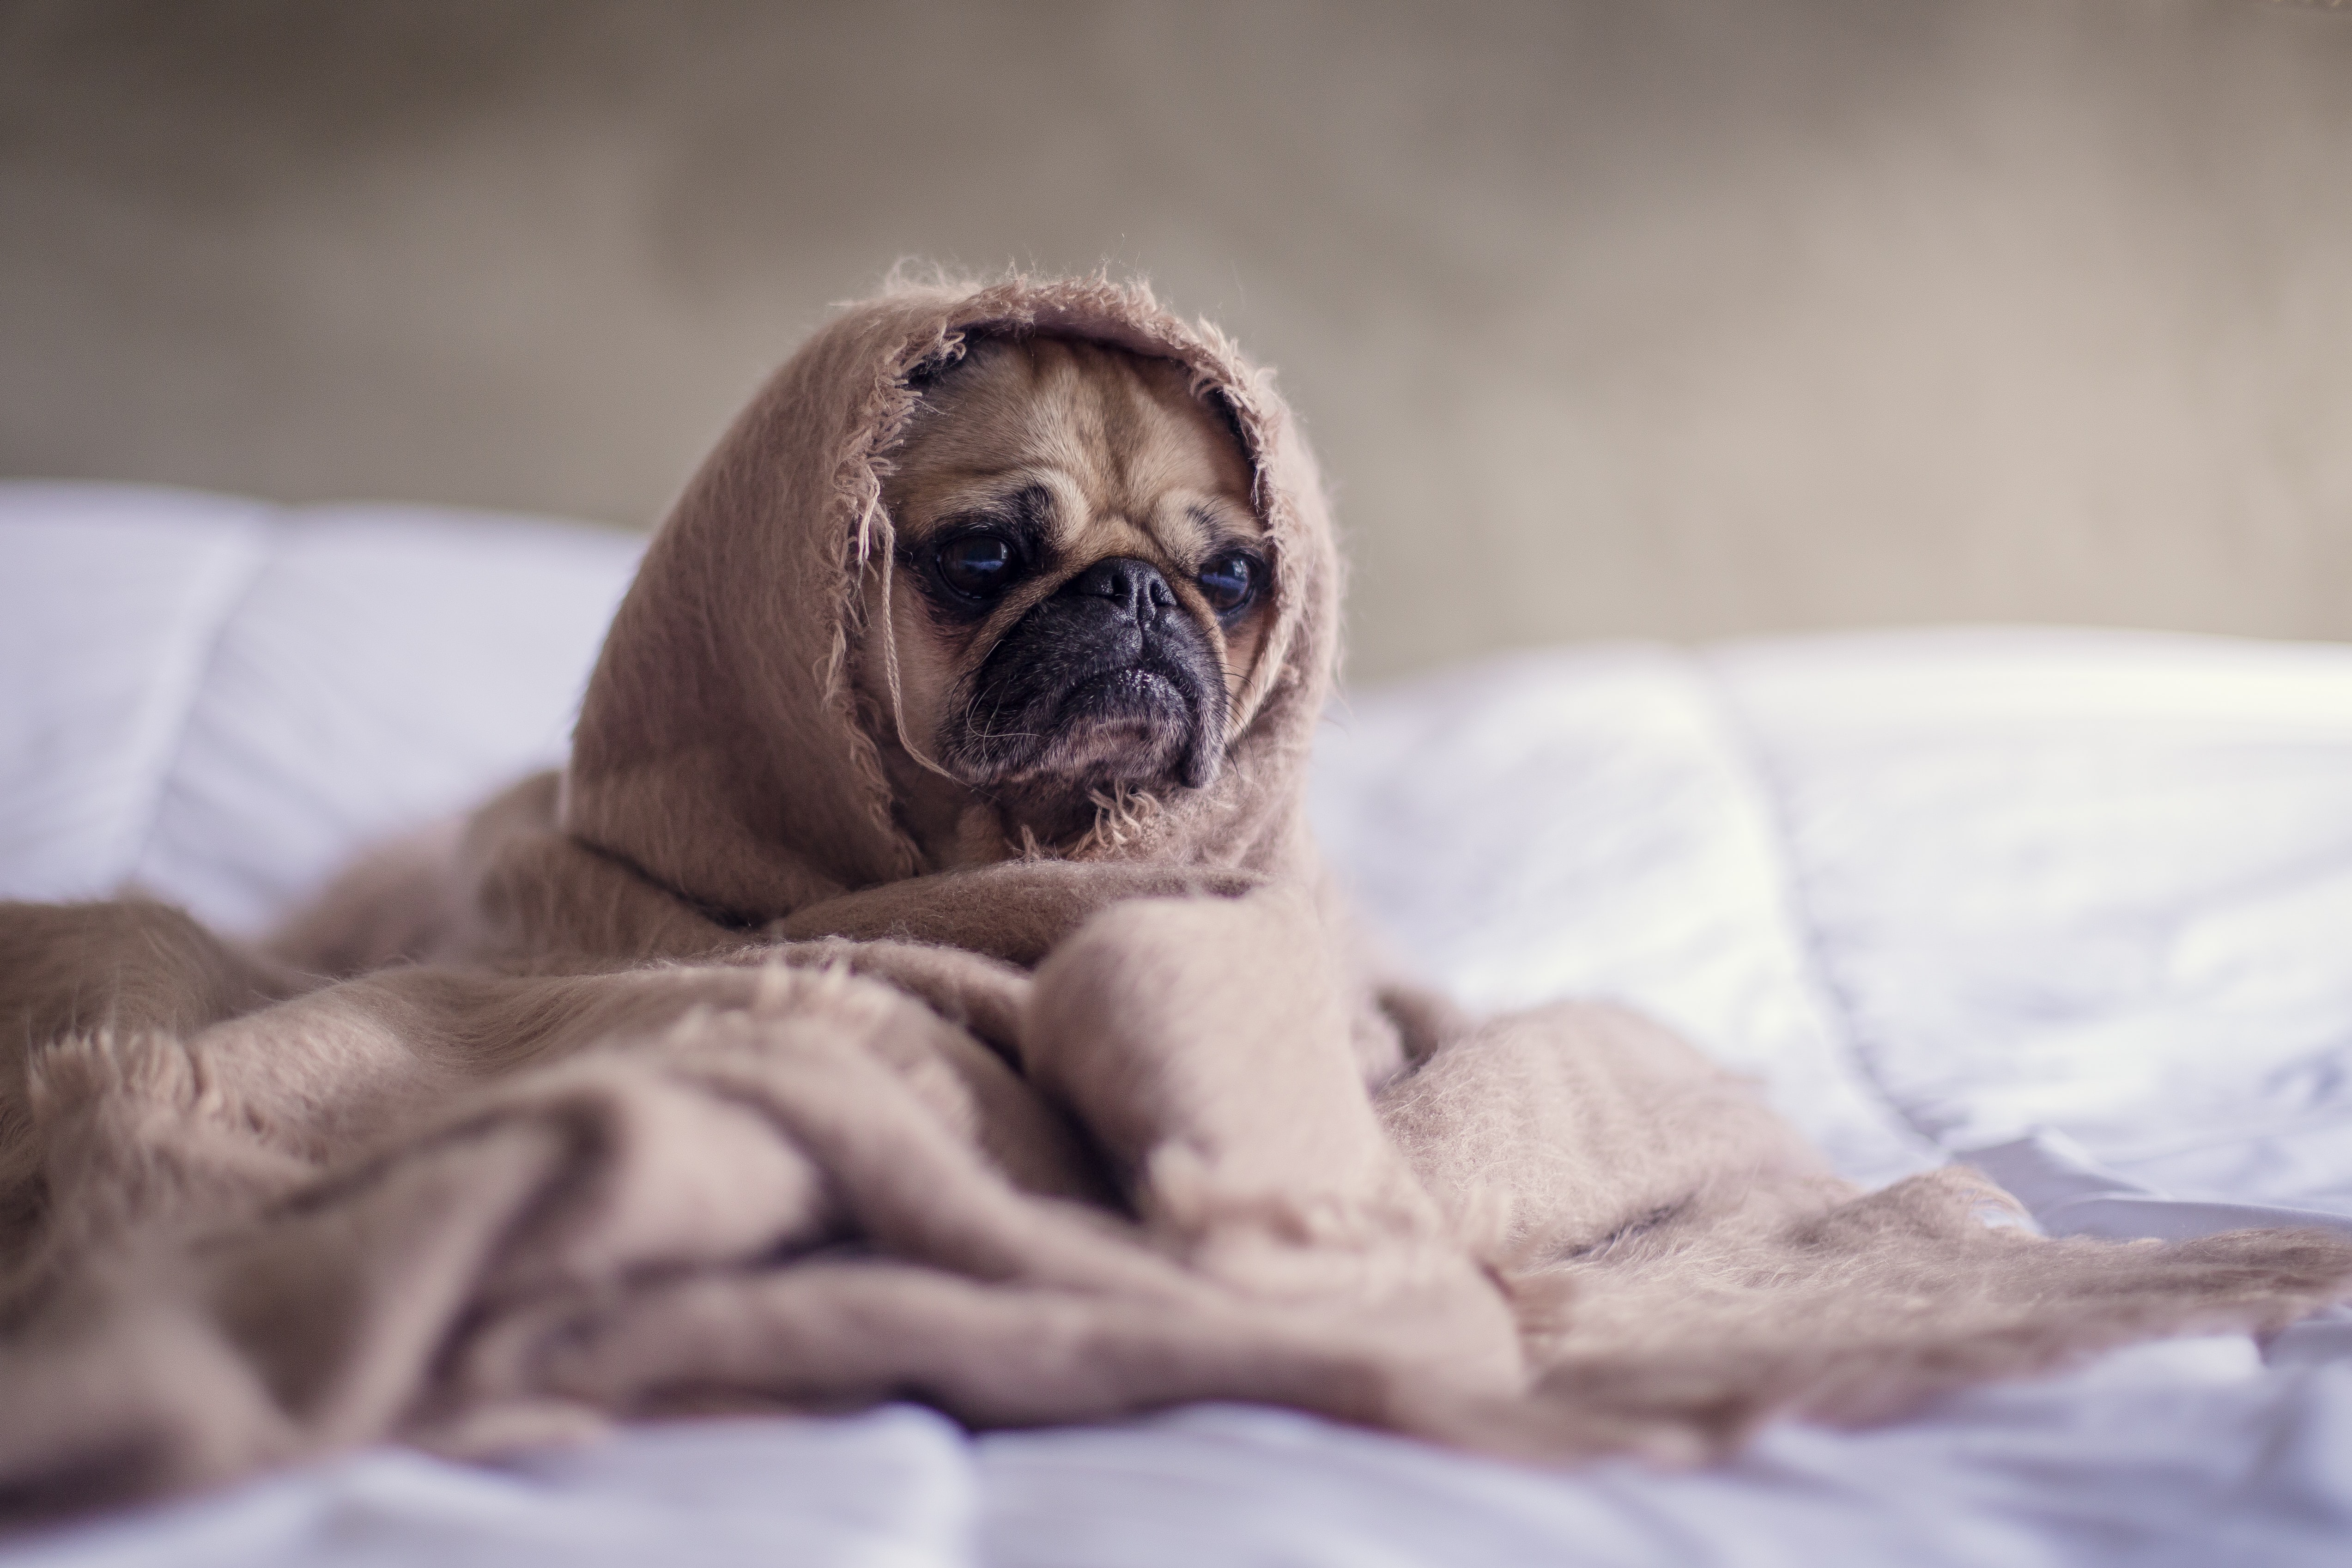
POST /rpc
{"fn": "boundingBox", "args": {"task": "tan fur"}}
[0,274,2346,1523]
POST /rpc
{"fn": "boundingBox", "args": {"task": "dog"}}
[855,334,1274,868]
[0,326,1290,1020]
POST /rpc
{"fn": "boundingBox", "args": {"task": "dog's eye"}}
[1196,551,1260,616]
[934,533,1020,600]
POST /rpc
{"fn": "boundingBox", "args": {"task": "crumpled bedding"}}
[5,484,2352,1566]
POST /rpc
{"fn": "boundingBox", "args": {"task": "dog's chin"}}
[945,661,1220,797]
[1030,667,1195,783]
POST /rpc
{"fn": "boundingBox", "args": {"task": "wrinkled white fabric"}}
[6,484,2352,1568]
[1712,626,2352,1214]
[0,483,640,932]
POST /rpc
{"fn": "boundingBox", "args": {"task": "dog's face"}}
[864,335,1269,846]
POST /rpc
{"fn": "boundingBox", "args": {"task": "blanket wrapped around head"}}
[4,274,2350,1522]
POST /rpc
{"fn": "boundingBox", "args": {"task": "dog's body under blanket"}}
[4,277,2349,1520]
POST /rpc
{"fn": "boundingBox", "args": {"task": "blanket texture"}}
[4,276,2350,1523]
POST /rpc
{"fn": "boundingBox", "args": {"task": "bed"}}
[4,480,2349,1567]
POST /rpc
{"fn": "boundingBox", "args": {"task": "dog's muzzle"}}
[946,556,1228,789]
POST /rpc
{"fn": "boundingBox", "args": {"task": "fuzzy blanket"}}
[4,277,2348,1524]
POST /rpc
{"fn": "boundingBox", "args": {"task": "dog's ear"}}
[902,337,974,395]
[1201,387,1249,463]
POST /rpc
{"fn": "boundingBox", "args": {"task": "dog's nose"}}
[1061,556,1176,625]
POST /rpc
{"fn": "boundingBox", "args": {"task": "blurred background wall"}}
[3,0,2348,681]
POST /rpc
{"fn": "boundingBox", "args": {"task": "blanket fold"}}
[3,274,2348,1523]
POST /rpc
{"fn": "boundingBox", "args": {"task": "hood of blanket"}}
[561,276,1342,923]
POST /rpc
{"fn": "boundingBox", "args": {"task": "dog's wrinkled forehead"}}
[885,334,1264,585]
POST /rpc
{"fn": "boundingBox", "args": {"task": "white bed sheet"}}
[5,484,2350,1566]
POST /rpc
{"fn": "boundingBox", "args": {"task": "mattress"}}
[4,481,2349,1567]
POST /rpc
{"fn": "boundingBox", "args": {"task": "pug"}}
[857,335,1273,866]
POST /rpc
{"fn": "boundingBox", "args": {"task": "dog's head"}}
[567,277,1341,917]
[863,335,1272,845]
